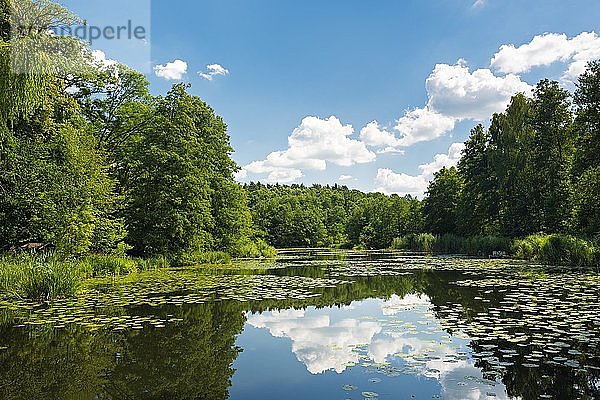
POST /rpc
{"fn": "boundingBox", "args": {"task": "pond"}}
[0,250,599,399]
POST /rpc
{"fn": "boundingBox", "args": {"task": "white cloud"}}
[339,175,353,181]
[390,60,530,147]
[472,0,486,8]
[248,308,381,374]
[374,142,465,197]
[374,169,430,198]
[395,107,457,147]
[198,63,230,80]
[491,32,600,80]
[359,121,405,153]
[240,116,376,184]
[154,59,188,80]
[426,62,533,120]
[419,142,465,177]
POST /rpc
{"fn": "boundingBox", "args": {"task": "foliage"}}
[513,234,596,268]
[118,84,269,258]
[392,234,436,253]
[0,253,81,300]
[246,183,422,250]
[422,167,463,235]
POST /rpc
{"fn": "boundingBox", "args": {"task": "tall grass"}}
[513,234,596,268]
[0,245,276,300]
[0,254,81,300]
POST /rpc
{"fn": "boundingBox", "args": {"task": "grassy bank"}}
[391,233,598,268]
[0,248,277,301]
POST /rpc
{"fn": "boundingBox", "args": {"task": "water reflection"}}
[245,295,510,399]
[0,250,598,399]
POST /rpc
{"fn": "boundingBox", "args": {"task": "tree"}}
[457,125,497,236]
[488,93,539,236]
[530,79,574,233]
[0,82,125,255]
[571,167,600,238]
[573,61,600,176]
[423,167,463,235]
[120,84,257,256]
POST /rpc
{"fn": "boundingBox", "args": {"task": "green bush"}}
[513,234,596,268]
[80,254,138,278]
[136,254,171,272]
[391,234,436,253]
[392,234,510,256]
[231,238,277,259]
[540,235,595,267]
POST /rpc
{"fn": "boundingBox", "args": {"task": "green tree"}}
[530,79,574,233]
[488,93,539,236]
[457,124,497,236]
[0,83,125,255]
[423,167,463,235]
[573,61,600,176]
[571,167,600,237]
[120,84,257,256]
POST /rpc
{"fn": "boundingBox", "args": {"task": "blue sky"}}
[66,0,600,196]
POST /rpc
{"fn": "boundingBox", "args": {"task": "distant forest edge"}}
[1,1,599,272]
[244,69,600,268]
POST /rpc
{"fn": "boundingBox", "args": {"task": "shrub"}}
[137,254,171,272]
[392,233,437,253]
[80,254,138,277]
[231,238,277,258]
[539,235,594,268]
[392,234,509,256]
[513,234,596,268]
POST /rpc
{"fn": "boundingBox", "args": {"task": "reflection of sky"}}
[245,294,511,400]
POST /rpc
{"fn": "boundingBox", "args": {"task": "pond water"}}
[0,250,599,399]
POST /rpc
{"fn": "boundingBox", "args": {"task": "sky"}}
[64,0,600,197]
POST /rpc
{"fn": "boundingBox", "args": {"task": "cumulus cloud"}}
[426,61,533,120]
[198,63,230,80]
[395,107,457,147]
[491,32,600,80]
[374,142,465,197]
[248,309,381,374]
[339,175,354,181]
[240,31,594,187]
[239,116,376,184]
[91,50,117,69]
[359,121,405,153]
[154,59,188,80]
[389,60,531,147]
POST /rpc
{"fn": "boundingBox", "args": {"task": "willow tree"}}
[0,0,86,120]
[0,0,125,254]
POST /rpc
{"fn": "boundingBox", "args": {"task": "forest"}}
[1,0,599,300]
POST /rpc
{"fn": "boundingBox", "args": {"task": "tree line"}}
[245,63,600,258]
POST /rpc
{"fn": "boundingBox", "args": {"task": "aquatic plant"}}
[0,254,81,300]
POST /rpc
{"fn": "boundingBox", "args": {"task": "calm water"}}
[0,250,599,399]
